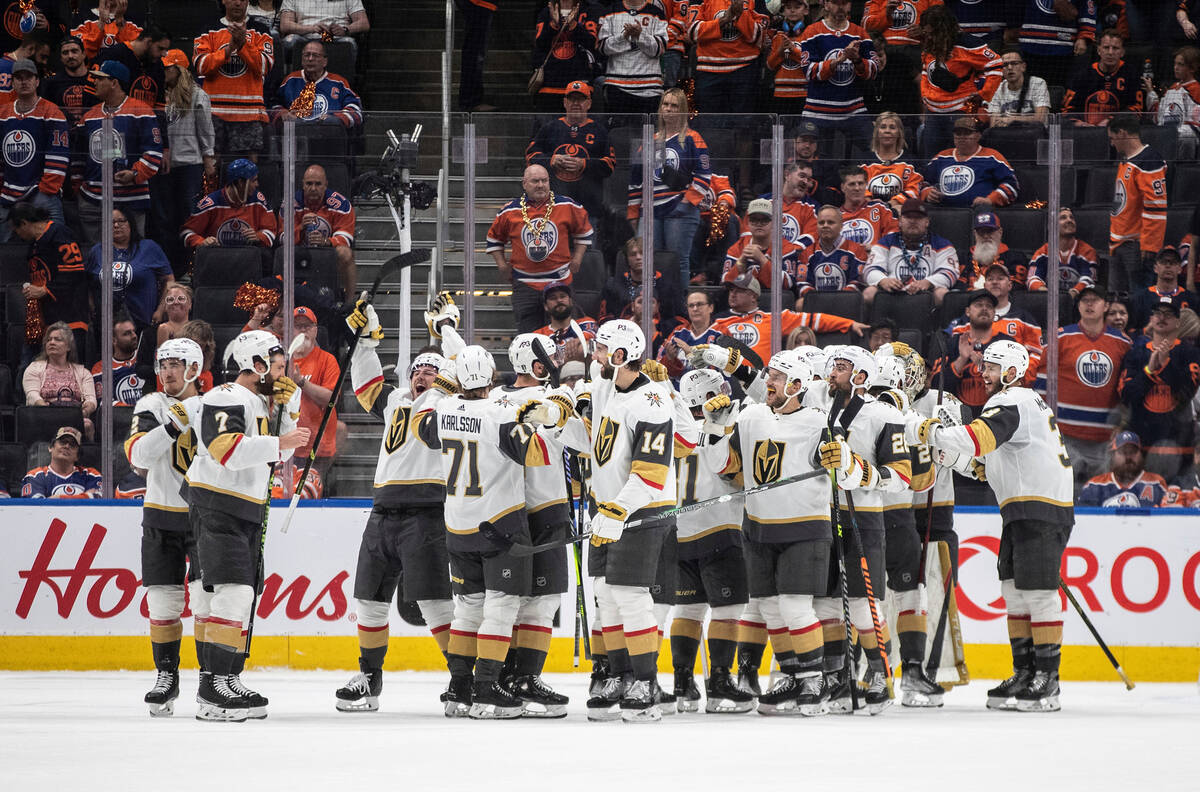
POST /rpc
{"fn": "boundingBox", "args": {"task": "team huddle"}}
[128,290,1074,723]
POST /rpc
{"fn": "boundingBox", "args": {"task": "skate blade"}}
[146,700,175,717]
[443,701,471,718]
[867,699,892,716]
[620,705,662,723]
[467,703,523,719]
[195,703,248,722]
[705,698,755,714]
[675,699,700,713]
[756,701,799,716]
[586,704,622,722]
[1016,695,1060,713]
[520,702,568,719]
[827,697,855,714]
[246,706,268,720]
[901,691,944,708]
[986,696,1020,711]
[799,701,829,717]
[336,696,380,712]
[658,703,677,716]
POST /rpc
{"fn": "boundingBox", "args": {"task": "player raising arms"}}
[907,340,1073,712]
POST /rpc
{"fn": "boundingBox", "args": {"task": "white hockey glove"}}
[687,343,742,375]
[424,291,461,339]
[837,454,878,491]
[905,414,940,447]
[590,502,628,546]
[701,394,737,435]
[515,388,575,429]
[439,325,466,360]
[346,300,383,349]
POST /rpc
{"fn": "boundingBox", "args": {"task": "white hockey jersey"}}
[350,344,448,506]
[829,393,911,528]
[490,384,569,529]
[677,409,742,557]
[186,381,298,523]
[911,389,957,510]
[930,386,1074,527]
[125,391,201,531]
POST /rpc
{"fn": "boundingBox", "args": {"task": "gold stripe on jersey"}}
[719,444,742,476]
[529,496,568,514]
[966,418,998,455]
[671,618,702,641]
[676,523,741,543]
[206,432,243,463]
[1000,495,1074,508]
[445,503,523,535]
[123,431,146,461]
[145,503,189,513]
[887,458,913,484]
[374,477,443,487]
[631,459,670,489]
[185,479,266,504]
[909,465,936,493]
[673,436,695,458]
[525,433,551,467]
[356,379,384,412]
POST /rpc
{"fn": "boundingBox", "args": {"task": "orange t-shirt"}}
[291,344,339,458]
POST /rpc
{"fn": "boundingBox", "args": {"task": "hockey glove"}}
[273,375,300,407]
[431,371,460,395]
[905,415,940,447]
[837,453,878,490]
[687,344,742,375]
[439,325,466,361]
[968,459,987,482]
[346,300,384,347]
[164,402,189,438]
[641,359,670,382]
[818,438,854,475]
[702,394,737,435]
[590,502,629,546]
[424,291,461,339]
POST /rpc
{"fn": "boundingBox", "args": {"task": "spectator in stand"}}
[0,58,67,241]
[659,288,721,378]
[10,201,87,359]
[867,318,898,351]
[619,287,674,357]
[742,162,817,247]
[691,169,737,284]
[1108,113,1167,293]
[791,120,842,206]
[194,0,276,162]
[916,4,1002,158]
[1144,45,1200,158]
[1128,245,1199,332]
[289,305,342,480]
[601,237,681,321]
[1118,294,1200,478]
[85,207,174,333]
[922,116,1018,208]
[272,40,363,129]
[1163,446,1200,507]
[863,197,957,306]
[1035,284,1131,488]
[279,0,369,61]
[838,164,898,249]
[981,262,1044,377]
[39,37,97,129]
[1028,207,1100,294]
[597,0,668,116]
[23,323,97,437]
[1063,30,1143,125]
[292,163,356,294]
[766,0,811,116]
[156,49,216,276]
[90,313,142,407]
[488,163,593,333]
[71,0,142,60]
[20,427,101,499]
[249,0,282,31]
[959,211,1028,290]
[533,280,597,363]
[155,283,193,350]
[1105,295,1130,333]
[795,204,869,307]
[1018,0,1095,88]
[688,0,765,118]
[627,87,708,291]
[939,290,1021,414]
[525,80,615,232]
[661,0,690,89]
[455,0,496,112]
[862,0,937,117]
[1,29,51,95]
[861,112,922,209]
[1078,430,1169,507]
[0,1,56,57]
[721,198,800,295]
[986,47,1051,128]
[530,0,598,113]
[74,60,162,246]
[799,0,879,147]
[181,158,277,273]
[97,24,171,112]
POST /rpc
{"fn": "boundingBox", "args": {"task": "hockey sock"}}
[789,623,823,675]
[447,629,478,677]
[515,624,553,675]
[707,618,739,669]
[735,619,767,673]
[626,625,659,682]
[358,624,389,671]
[1026,588,1064,674]
[1007,616,1034,670]
[604,626,631,676]
[151,637,181,672]
[821,621,847,674]
[669,618,702,672]
[897,608,927,666]
[475,657,504,683]
[207,643,239,675]
[771,625,797,670]
[590,626,607,662]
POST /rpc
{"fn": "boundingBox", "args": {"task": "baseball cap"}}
[967,288,998,307]
[1110,430,1141,451]
[974,211,1000,230]
[11,58,36,76]
[746,198,773,218]
[161,49,189,70]
[899,197,928,217]
[1152,294,1183,316]
[795,120,819,139]
[1156,245,1182,263]
[953,116,981,133]
[89,59,130,87]
[53,426,82,445]
[727,271,762,297]
[294,306,317,324]
[1077,284,1108,302]
[560,360,586,380]
[564,80,592,97]
[542,280,572,301]
[985,262,1010,277]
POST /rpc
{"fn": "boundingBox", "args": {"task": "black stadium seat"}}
[275,247,340,294]
[15,405,84,445]
[193,248,267,289]
[870,291,937,334]
[0,441,26,493]
[993,208,1049,250]
[1081,166,1117,207]
[801,290,865,323]
[940,290,972,329]
[927,207,973,252]
[193,288,246,327]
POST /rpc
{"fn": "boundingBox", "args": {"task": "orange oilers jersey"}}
[860,159,922,205]
[697,172,736,220]
[839,200,897,249]
[862,0,943,46]
[193,26,275,123]
[721,236,802,290]
[486,194,593,288]
[1110,145,1167,254]
[738,196,817,246]
[766,28,807,99]
[991,309,1044,383]
[689,0,765,74]
[713,309,855,363]
[271,466,323,500]
[293,188,355,247]
[919,43,1002,113]
[666,0,697,54]
[1037,324,1132,443]
[181,188,278,248]
[71,19,143,59]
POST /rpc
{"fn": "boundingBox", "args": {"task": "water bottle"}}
[1142,59,1155,93]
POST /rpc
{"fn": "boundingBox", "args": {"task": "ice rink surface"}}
[1,670,1192,791]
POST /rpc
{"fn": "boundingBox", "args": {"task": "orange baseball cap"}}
[161,49,189,70]
[294,306,318,323]
[565,80,592,97]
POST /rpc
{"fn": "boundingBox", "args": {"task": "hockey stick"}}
[713,334,764,370]
[827,393,859,711]
[841,491,893,680]
[1061,579,1135,690]
[916,333,946,586]
[567,318,593,662]
[280,247,431,534]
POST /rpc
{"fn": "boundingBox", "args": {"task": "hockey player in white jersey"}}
[710,350,836,716]
[414,345,559,719]
[668,368,751,714]
[907,339,1074,712]
[816,345,912,715]
[186,330,310,721]
[125,338,205,717]
[333,299,459,713]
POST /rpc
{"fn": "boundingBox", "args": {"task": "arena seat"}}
[801,290,865,323]
[870,291,937,334]
[194,247,267,289]
[15,405,84,445]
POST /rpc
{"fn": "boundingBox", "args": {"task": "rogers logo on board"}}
[16,518,351,622]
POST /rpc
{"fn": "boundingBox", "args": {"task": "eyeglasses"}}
[686,301,709,309]
[112,218,129,225]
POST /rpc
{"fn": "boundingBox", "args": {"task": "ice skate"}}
[986,669,1033,711]
[737,665,761,698]
[586,674,627,722]
[864,669,892,715]
[705,668,755,713]
[441,675,473,717]
[195,673,249,723]
[655,681,677,715]
[510,675,568,718]
[468,679,523,719]
[144,669,179,717]
[795,672,828,717]
[227,674,268,719]
[619,678,662,723]
[335,664,382,712]
[756,674,800,715]
[588,655,610,697]
[1015,671,1060,712]
[900,662,944,708]
[825,670,855,714]
[673,669,701,713]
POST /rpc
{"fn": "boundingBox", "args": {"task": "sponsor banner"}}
[3,504,1200,649]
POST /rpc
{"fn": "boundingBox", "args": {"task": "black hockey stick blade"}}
[531,335,561,388]
[714,334,764,370]
[505,530,592,557]
[371,247,431,298]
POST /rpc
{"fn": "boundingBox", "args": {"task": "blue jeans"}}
[0,190,64,242]
[654,200,701,289]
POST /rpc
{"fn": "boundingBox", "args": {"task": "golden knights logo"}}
[752,439,785,485]
[594,416,619,466]
[384,406,412,453]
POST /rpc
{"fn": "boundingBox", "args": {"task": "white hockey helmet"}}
[456,345,496,390]
[793,344,827,378]
[982,339,1029,387]
[679,368,731,409]
[870,351,907,391]
[508,333,558,380]
[155,337,203,379]
[409,351,447,377]
[224,330,283,381]
[768,349,813,402]
[595,319,645,366]
[826,345,877,387]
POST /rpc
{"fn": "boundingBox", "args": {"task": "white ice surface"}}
[1,671,1193,791]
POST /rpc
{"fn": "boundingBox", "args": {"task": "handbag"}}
[528,4,580,95]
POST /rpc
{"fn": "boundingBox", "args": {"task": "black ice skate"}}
[335,664,383,712]
[620,678,662,723]
[673,669,701,713]
[468,679,524,719]
[195,673,249,723]
[441,675,473,717]
[900,662,945,708]
[864,669,892,715]
[755,673,800,716]
[588,655,610,697]
[510,675,568,718]
[586,674,627,722]
[227,674,268,719]
[794,672,828,717]
[1015,670,1060,713]
[825,670,855,714]
[706,668,755,714]
[737,665,761,697]
[986,668,1033,711]
[655,681,677,716]
[144,669,179,717]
